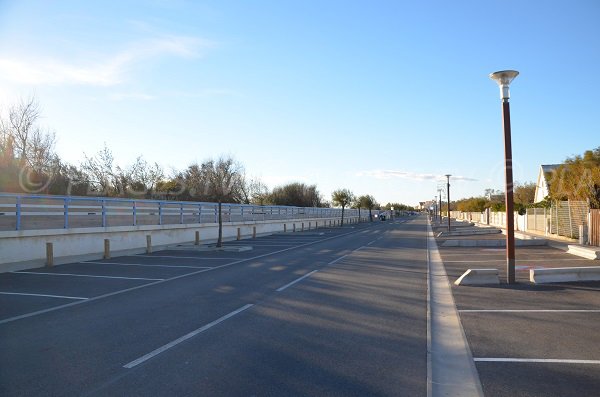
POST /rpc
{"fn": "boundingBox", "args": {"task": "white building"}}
[534,164,561,203]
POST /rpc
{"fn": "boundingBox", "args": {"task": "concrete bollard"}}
[46,242,54,267]
[146,235,152,254]
[195,231,200,246]
[237,228,241,240]
[104,239,110,259]
[253,226,256,239]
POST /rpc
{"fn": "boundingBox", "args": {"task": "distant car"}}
[379,214,387,221]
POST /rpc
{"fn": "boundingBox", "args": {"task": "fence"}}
[590,209,600,246]
[0,193,366,232]
[450,200,597,246]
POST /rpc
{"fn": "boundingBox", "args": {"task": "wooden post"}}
[195,231,200,245]
[293,223,296,232]
[301,222,304,232]
[284,224,287,232]
[253,226,256,239]
[146,235,152,254]
[104,239,110,259]
[46,242,53,267]
[237,227,241,240]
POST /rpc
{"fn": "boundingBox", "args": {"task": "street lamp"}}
[490,70,519,284]
[445,174,451,233]
[434,195,437,221]
[438,188,443,225]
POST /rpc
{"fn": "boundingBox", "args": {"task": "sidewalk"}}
[431,221,600,397]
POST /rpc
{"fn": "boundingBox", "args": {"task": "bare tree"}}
[200,157,244,247]
[81,144,116,195]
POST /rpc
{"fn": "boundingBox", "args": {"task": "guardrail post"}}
[198,205,202,223]
[133,201,137,226]
[195,231,200,245]
[237,227,241,240]
[146,235,152,254]
[15,196,21,231]
[158,202,163,225]
[180,203,184,224]
[253,226,256,238]
[63,197,69,229]
[101,200,106,227]
[104,239,110,259]
[46,242,53,267]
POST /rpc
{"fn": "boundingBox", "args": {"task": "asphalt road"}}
[0,217,429,396]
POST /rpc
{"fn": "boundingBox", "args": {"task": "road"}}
[1,216,430,396]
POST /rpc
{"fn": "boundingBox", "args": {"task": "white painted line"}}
[460,309,600,313]
[0,291,88,300]
[13,271,164,281]
[367,240,377,245]
[133,255,238,260]
[444,259,591,263]
[82,261,210,269]
[328,255,347,265]
[474,358,600,364]
[0,226,375,325]
[276,270,319,292]
[123,304,254,369]
[353,246,367,251]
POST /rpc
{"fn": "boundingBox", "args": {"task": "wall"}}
[0,216,361,272]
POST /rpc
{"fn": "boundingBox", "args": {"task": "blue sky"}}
[0,0,598,206]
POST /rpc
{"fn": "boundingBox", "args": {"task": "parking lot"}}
[437,242,600,396]
[0,226,367,324]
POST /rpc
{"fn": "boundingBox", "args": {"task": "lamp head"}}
[489,70,519,100]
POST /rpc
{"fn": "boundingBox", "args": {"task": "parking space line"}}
[13,271,164,281]
[81,262,211,269]
[0,226,373,325]
[367,240,377,245]
[444,258,591,263]
[132,255,238,260]
[276,270,318,292]
[460,309,600,313]
[328,255,347,265]
[474,358,600,364]
[0,291,88,300]
[123,304,254,369]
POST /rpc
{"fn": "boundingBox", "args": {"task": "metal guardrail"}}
[0,193,363,231]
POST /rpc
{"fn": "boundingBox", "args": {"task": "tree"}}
[513,182,536,206]
[549,147,600,208]
[357,195,377,221]
[200,156,244,247]
[267,182,323,207]
[331,188,354,226]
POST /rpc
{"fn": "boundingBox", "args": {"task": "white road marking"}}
[328,255,347,265]
[132,255,238,260]
[82,261,210,269]
[276,270,319,292]
[367,240,377,245]
[13,271,163,281]
[444,259,591,263]
[0,291,88,300]
[123,304,254,368]
[460,309,600,313]
[474,358,600,364]
[0,226,376,325]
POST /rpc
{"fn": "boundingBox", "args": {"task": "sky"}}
[0,0,598,206]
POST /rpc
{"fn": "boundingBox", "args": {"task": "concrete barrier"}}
[566,245,600,260]
[0,217,341,272]
[454,268,500,286]
[530,266,600,283]
[442,238,547,247]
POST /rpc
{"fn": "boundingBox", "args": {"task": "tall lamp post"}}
[445,174,451,233]
[438,189,442,225]
[490,70,519,284]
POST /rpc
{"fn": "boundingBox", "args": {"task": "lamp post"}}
[445,174,451,233]
[438,189,443,225]
[490,70,519,284]
[434,196,437,222]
